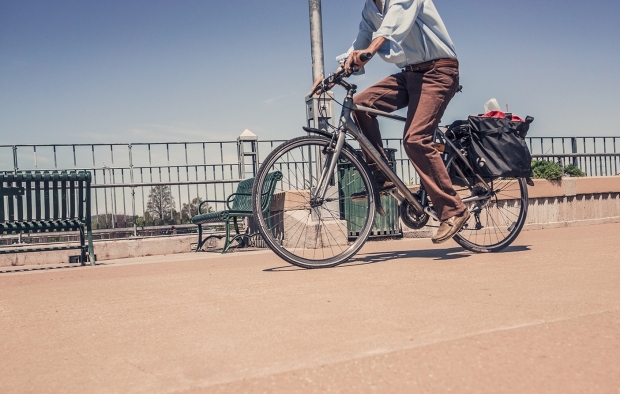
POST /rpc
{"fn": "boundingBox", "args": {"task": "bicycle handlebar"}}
[359,52,373,62]
[311,52,373,96]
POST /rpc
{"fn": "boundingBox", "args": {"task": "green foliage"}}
[563,164,585,177]
[181,197,211,223]
[531,160,563,180]
[146,185,176,225]
[531,160,586,180]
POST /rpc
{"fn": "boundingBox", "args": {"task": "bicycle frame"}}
[310,84,495,222]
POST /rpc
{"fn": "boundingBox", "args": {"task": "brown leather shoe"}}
[431,209,471,244]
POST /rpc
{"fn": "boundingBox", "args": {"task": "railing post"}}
[571,137,578,167]
[238,129,258,179]
[12,145,18,173]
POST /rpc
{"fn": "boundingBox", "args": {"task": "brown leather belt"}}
[403,58,458,72]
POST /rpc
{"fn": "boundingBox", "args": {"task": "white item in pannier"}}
[484,98,501,113]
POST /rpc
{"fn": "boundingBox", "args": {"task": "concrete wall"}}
[0,235,197,268]
[403,176,620,238]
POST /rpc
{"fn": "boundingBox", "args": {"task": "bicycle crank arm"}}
[386,188,440,222]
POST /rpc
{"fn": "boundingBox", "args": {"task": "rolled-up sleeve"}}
[373,0,422,63]
[352,13,374,50]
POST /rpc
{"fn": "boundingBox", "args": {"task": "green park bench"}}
[192,171,282,253]
[0,171,96,266]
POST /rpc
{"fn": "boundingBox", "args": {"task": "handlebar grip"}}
[360,52,373,62]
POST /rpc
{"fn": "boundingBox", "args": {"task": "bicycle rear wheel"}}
[252,135,377,269]
[453,177,528,252]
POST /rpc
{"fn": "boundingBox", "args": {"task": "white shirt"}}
[343,0,457,69]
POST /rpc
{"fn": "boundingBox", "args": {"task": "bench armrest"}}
[198,200,227,214]
[226,193,252,210]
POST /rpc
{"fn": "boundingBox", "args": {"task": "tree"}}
[146,185,176,225]
[181,197,212,223]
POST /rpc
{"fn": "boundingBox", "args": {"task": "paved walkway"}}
[1,223,619,393]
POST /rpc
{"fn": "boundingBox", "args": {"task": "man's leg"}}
[352,73,409,184]
[402,65,466,222]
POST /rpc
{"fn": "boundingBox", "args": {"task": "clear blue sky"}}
[1,0,619,145]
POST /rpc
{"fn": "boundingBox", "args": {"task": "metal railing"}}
[1,134,619,238]
[527,136,620,176]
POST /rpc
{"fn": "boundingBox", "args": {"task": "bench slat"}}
[44,179,50,220]
[16,181,24,222]
[70,176,76,219]
[26,180,32,220]
[78,179,84,219]
[8,182,15,222]
[52,175,59,221]
[61,179,67,220]
[35,179,42,221]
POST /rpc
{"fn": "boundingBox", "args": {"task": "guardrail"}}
[1,134,618,239]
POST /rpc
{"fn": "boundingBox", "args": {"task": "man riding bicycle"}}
[326,0,470,244]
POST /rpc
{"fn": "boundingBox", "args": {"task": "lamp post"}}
[306,0,334,131]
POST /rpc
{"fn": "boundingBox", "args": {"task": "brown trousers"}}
[353,60,466,221]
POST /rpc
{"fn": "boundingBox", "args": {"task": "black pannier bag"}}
[446,114,534,185]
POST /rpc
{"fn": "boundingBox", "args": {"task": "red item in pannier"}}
[482,110,525,123]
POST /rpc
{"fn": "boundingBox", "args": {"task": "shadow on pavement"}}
[263,245,530,272]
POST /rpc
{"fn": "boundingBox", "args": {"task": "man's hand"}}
[342,37,387,75]
[308,64,345,96]
[308,76,324,97]
[344,50,371,76]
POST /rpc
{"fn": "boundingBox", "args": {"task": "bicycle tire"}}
[252,135,377,268]
[453,177,528,253]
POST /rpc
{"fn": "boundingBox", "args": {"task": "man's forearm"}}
[366,37,387,56]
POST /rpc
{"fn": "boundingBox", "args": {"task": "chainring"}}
[400,199,430,230]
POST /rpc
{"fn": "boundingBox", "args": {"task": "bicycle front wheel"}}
[453,177,529,253]
[252,135,377,268]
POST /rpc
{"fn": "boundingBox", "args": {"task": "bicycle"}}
[251,59,529,269]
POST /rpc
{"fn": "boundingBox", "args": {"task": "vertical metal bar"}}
[185,143,191,220]
[140,168,146,228]
[33,146,38,169]
[13,146,18,173]
[53,145,58,169]
[110,145,117,228]
[238,139,245,179]
[177,165,182,222]
[129,144,137,236]
[92,145,99,226]
[203,143,208,203]
[167,144,172,221]
[571,137,577,167]
[102,167,109,228]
